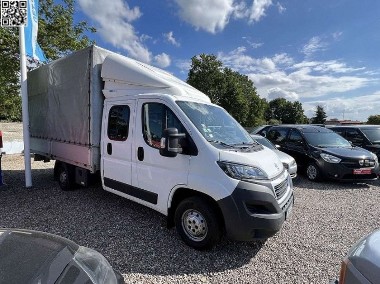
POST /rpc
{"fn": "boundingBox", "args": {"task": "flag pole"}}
[19,25,32,188]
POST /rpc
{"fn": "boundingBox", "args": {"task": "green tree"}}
[187,54,268,127]
[311,105,327,124]
[367,115,380,125]
[266,98,307,124]
[0,0,95,121]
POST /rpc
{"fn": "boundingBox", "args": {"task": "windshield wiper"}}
[207,140,235,148]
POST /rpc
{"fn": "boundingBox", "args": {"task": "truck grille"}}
[274,179,288,200]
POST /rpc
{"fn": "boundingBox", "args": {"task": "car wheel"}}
[57,163,75,191]
[306,162,321,181]
[175,196,222,250]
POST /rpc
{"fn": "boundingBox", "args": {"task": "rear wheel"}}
[306,162,321,181]
[175,196,222,250]
[57,163,75,191]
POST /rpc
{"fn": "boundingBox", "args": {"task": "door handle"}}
[107,143,112,155]
[137,147,144,161]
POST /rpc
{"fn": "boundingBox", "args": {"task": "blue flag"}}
[25,0,47,62]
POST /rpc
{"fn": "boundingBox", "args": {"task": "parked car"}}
[250,125,273,137]
[251,134,297,179]
[332,228,380,284]
[329,125,380,159]
[0,228,124,284]
[265,125,379,181]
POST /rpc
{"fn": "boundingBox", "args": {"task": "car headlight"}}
[320,153,341,163]
[372,153,378,163]
[217,161,268,180]
[73,246,119,284]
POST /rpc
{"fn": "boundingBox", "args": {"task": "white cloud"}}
[164,31,180,47]
[276,2,286,14]
[267,87,299,101]
[174,0,234,33]
[154,53,171,68]
[248,0,273,23]
[78,0,153,63]
[303,93,380,121]
[174,0,274,33]
[301,36,328,57]
[217,46,372,109]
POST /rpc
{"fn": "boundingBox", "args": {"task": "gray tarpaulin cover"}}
[28,45,113,148]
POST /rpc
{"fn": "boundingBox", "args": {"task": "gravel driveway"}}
[1,154,379,283]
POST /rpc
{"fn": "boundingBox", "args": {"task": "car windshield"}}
[254,137,276,150]
[362,128,380,144]
[303,132,351,148]
[177,101,253,146]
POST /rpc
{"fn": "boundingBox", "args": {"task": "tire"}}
[57,163,75,191]
[306,162,321,182]
[174,196,222,250]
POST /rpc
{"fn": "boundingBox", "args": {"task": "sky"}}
[72,0,380,122]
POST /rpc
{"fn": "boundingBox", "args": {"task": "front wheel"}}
[306,162,321,182]
[174,196,222,250]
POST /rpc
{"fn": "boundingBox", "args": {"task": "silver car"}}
[332,229,380,284]
[251,134,297,178]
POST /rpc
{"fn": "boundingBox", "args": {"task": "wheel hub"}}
[307,165,317,179]
[182,209,207,241]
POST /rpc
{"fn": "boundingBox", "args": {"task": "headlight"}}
[290,159,297,167]
[73,246,119,284]
[372,153,378,163]
[218,161,268,180]
[320,153,341,163]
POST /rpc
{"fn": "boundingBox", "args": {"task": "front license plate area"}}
[353,168,372,175]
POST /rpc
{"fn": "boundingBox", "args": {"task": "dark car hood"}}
[0,228,78,284]
[320,147,373,159]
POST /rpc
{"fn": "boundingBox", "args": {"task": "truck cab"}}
[100,54,294,249]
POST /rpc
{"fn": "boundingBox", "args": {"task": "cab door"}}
[132,99,191,214]
[102,101,135,194]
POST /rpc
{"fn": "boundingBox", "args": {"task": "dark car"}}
[265,125,379,181]
[329,125,380,159]
[250,125,273,137]
[0,228,124,284]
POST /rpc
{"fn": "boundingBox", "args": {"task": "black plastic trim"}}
[104,177,158,204]
[217,180,294,241]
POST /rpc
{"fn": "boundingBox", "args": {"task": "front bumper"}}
[217,175,294,241]
[317,159,379,181]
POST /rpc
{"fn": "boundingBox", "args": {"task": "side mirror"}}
[160,128,185,157]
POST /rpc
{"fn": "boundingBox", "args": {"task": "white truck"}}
[28,45,294,250]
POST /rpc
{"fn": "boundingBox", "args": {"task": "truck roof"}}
[101,53,211,103]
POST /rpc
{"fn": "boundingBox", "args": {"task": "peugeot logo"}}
[274,163,279,170]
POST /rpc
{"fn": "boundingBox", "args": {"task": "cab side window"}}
[107,105,130,141]
[288,130,303,144]
[346,129,364,144]
[142,103,186,149]
[267,128,288,143]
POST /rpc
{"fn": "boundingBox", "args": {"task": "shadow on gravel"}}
[293,175,378,191]
[0,169,264,276]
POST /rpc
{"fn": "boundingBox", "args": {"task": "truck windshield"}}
[303,132,351,148]
[362,128,380,144]
[177,101,253,146]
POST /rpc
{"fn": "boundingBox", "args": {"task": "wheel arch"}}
[167,187,225,231]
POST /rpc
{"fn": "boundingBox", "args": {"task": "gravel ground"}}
[1,154,379,283]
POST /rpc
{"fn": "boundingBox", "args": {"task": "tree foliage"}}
[367,115,380,125]
[311,105,327,124]
[265,98,307,124]
[0,0,95,121]
[187,54,267,127]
